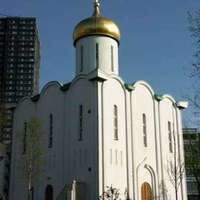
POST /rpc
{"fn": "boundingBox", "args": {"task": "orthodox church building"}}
[9,1,188,200]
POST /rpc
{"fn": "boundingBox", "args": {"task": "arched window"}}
[80,45,84,72]
[141,182,152,200]
[114,105,118,140]
[168,121,173,153]
[111,45,114,72]
[22,121,27,154]
[45,185,53,200]
[96,43,99,68]
[48,114,53,148]
[79,105,83,141]
[142,113,147,147]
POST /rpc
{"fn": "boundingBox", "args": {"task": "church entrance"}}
[45,185,53,200]
[141,182,152,200]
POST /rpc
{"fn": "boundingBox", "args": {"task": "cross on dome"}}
[93,0,100,16]
[94,0,100,4]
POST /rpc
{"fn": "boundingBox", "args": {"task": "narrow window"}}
[142,113,147,147]
[96,43,99,68]
[110,149,112,164]
[73,150,76,167]
[79,149,82,166]
[84,149,87,164]
[48,114,53,148]
[168,121,173,153]
[115,149,118,165]
[111,45,114,72]
[80,45,83,72]
[114,105,118,140]
[79,105,83,141]
[120,151,123,166]
[23,121,27,154]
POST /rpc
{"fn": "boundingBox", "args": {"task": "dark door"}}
[141,182,152,200]
[45,185,53,200]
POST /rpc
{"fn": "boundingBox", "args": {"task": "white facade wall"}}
[9,35,187,200]
[9,78,99,200]
[9,77,188,200]
[99,78,128,197]
[176,108,188,200]
[10,98,35,200]
[65,78,98,200]
[130,82,158,200]
[75,36,119,76]
[35,83,65,200]
[159,98,176,199]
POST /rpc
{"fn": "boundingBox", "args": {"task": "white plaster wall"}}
[159,97,187,200]
[35,83,65,200]
[153,99,163,198]
[123,88,134,199]
[9,77,188,200]
[75,36,119,76]
[65,78,98,200]
[10,78,98,200]
[9,98,35,200]
[176,108,188,200]
[131,83,158,200]
[100,78,128,198]
[159,98,175,200]
[10,83,66,200]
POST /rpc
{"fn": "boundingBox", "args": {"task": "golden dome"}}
[73,1,120,45]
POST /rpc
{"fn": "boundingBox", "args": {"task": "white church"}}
[9,1,188,200]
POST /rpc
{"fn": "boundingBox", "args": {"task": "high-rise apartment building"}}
[0,17,40,141]
[0,17,40,199]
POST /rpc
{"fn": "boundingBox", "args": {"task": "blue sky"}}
[1,0,200,123]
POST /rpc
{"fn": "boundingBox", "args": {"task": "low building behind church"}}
[183,128,200,200]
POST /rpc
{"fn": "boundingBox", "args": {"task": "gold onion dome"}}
[73,1,121,45]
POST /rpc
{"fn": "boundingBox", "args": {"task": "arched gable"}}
[40,81,62,97]
[132,80,155,98]
[112,75,127,93]
[161,94,176,104]
[70,75,87,88]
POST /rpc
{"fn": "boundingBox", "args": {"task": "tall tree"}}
[188,10,200,126]
[188,10,200,78]
[185,9,200,197]
[22,117,43,200]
